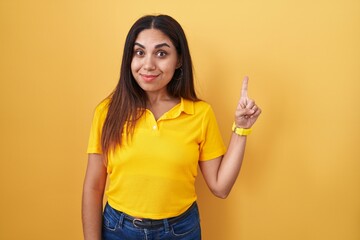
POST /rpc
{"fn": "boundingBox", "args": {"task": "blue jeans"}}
[102,202,201,240]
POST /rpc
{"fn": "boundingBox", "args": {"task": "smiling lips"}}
[140,73,160,82]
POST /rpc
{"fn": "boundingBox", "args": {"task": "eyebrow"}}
[134,42,171,49]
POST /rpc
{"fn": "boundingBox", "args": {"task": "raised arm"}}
[82,153,108,240]
[199,76,261,198]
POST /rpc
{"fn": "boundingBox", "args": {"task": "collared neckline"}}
[179,98,194,115]
[157,98,194,121]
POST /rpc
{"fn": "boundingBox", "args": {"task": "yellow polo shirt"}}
[87,98,226,219]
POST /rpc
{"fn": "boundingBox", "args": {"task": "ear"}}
[176,56,182,69]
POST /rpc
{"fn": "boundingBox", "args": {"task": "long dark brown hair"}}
[101,14,199,156]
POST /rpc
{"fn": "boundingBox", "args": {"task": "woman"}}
[82,14,261,240]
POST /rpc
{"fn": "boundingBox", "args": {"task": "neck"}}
[146,91,175,106]
[145,91,181,120]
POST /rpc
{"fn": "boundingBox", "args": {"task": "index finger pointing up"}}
[241,76,249,98]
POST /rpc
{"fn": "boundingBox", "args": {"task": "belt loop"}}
[119,213,125,229]
[163,219,170,233]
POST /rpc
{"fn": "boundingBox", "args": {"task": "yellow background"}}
[1,0,359,239]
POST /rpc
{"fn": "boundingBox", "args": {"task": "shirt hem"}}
[107,198,197,220]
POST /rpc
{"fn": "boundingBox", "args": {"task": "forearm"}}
[215,133,247,198]
[82,187,104,240]
[201,76,261,198]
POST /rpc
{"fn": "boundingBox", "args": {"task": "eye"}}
[156,51,167,58]
[134,49,145,57]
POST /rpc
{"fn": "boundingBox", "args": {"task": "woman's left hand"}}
[234,76,262,129]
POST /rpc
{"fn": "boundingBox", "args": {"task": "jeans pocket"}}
[171,207,201,238]
[171,220,200,237]
[103,204,119,231]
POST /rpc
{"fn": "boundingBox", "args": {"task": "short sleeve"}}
[87,100,109,154]
[198,105,226,161]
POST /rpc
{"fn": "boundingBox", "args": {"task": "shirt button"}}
[153,125,157,130]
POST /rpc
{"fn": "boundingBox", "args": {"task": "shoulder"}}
[193,100,211,107]
[192,100,213,113]
[95,98,110,112]
[92,98,110,119]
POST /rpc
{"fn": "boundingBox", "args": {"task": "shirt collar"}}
[160,98,194,120]
[179,98,194,115]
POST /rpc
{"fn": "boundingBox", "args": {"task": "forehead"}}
[135,29,174,47]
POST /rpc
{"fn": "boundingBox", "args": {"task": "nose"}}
[143,55,156,71]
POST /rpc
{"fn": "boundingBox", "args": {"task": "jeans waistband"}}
[116,202,197,229]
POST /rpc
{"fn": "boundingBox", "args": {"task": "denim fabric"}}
[102,202,201,240]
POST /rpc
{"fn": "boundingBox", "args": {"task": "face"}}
[131,29,181,97]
